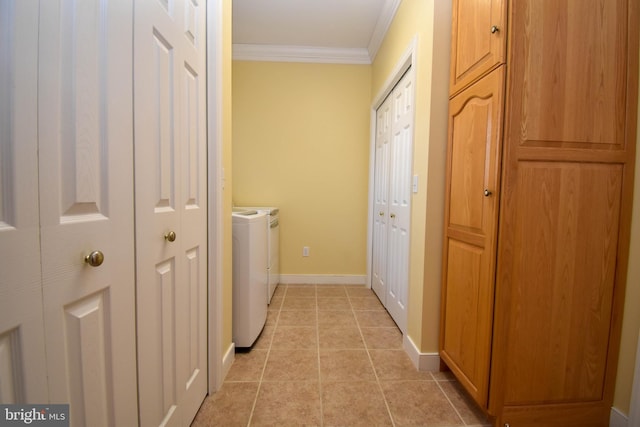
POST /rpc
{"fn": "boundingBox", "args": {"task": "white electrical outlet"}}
[302,246,310,257]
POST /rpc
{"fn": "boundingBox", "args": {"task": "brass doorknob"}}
[491,25,500,33]
[84,250,104,267]
[164,231,177,242]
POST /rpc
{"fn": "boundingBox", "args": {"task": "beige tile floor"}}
[191,284,491,427]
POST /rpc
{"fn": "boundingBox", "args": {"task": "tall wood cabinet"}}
[440,1,639,426]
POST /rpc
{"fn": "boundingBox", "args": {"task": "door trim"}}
[206,0,226,393]
[367,36,417,291]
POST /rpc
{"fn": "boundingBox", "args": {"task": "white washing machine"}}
[232,210,268,347]
[235,206,280,303]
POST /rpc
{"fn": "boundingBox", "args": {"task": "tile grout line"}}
[349,290,397,427]
[245,285,284,426]
[432,372,468,426]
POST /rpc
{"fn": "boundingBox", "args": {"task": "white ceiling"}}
[232,0,401,64]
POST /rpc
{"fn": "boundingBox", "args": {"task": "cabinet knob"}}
[164,231,177,242]
[84,250,105,267]
[390,213,396,219]
[491,25,500,34]
[484,189,493,197]
[379,211,384,216]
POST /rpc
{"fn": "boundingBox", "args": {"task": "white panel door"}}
[372,96,392,303]
[386,69,414,334]
[371,69,414,334]
[134,0,208,425]
[0,0,48,404]
[37,1,138,426]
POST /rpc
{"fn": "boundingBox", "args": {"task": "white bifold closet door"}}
[372,96,392,305]
[371,68,415,334]
[0,0,48,405]
[1,1,139,426]
[134,0,208,425]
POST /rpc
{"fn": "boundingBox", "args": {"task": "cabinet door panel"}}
[449,0,506,95]
[440,67,505,407]
[503,162,621,405]
[492,0,638,423]
[510,0,628,148]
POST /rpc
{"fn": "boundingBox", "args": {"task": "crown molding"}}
[232,0,401,64]
[233,44,371,64]
[368,0,402,62]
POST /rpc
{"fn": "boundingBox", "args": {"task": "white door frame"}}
[367,36,417,291]
[206,0,225,393]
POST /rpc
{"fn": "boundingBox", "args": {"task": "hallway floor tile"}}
[191,284,491,427]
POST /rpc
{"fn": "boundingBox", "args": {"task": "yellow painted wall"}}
[222,0,234,351]
[232,61,371,276]
[612,59,640,413]
[226,1,640,415]
[371,0,451,352]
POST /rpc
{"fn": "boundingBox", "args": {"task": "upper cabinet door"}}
[449,0,506,96]
[506,0,630,150]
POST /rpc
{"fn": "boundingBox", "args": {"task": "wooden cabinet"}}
[449,0,506,95]
[440,0,639,425]
[440,67,505,407]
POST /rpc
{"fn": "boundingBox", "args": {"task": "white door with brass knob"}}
[371,67,414,334]
[385,68,414,334]
[36,0,139,425]
[134,0,208,425]
[372,95,392,303]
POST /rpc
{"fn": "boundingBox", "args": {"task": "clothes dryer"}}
[232,210,268,347]
[235,206,280,303]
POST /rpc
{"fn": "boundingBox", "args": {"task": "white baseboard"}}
[403,334,440,371]
[611,407,629,427]
[221,342,235,382]
[279,274,367,285]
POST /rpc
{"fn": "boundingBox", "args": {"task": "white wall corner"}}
[221,342,235,383]
[279,274,367,286]
[611,407,629,427]
[403,333,440,372]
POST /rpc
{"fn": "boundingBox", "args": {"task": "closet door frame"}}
[205,0,228,393]
[367,37,417,333]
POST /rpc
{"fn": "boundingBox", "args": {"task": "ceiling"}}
[232,0,401,64]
